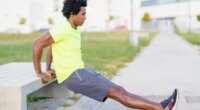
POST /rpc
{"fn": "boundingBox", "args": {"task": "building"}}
[0,0,133,33]
[0,0,63,33]
[85,0,200,32]
[141,0,200,32]
[0,0,200,33]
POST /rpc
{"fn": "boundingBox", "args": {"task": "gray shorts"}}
[63,68,113,102]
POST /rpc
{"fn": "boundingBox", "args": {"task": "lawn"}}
[180,33,200,45]
[175,31,200,45]
[0,31,155,78]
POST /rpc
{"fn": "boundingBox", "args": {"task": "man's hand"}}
[47,69,56,78]
[37,72,50,84]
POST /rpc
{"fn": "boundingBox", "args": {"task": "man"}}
[32,0,178,109]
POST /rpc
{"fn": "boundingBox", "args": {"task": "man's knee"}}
[107,85,128,101]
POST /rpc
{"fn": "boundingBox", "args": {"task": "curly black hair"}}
[62,0,87,19]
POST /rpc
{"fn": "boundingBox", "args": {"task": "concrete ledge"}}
[0,62,74,110]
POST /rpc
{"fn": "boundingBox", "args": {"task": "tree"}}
[108,15,115,21]
[48,18,54,25]
[197,15,200,22]
[19,18,27,25]
[142,12,152,22]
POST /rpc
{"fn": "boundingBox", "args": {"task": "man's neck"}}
[67,19,77,29]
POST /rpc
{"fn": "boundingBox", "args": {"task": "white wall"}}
[0,0,62,33]
[1,0,200,33]
[82,0,141,31]
[141,1,200,31]
[0,0,29,32]
[82,0,109,31]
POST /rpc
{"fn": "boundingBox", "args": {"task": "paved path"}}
[68,30,200,110]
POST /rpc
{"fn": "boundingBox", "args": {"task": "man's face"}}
[74,7,86,26]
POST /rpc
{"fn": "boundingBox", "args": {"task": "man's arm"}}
[32,32,54,83]
[46,46,52,71]
[46,46,56,78]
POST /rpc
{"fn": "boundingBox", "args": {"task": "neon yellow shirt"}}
[49,20,84,84]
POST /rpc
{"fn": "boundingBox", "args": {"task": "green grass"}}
[174,28,200,45]
[175,30,200,45]
[61,102,73,108]
[139,32,156,47]
[0,33,48,64]
[27,96,49,103]
[0,31,155,78]
[82,32,155,78]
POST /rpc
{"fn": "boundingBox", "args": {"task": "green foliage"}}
[175,28,200,45]
[0,33,46,64]
[179,32,200,45]
[139,32,156,47]
[142,12,152,22]
[108,15,115,21]
[82,32,155,78]
[62,102,72,108]
[197,15,200,22]
[48,18,54,25]
[27,96,48,103]
[19,18,27,25]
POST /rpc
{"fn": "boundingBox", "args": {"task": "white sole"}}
[172,89,179,110]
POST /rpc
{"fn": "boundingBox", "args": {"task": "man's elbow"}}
[32,40,36,48]
[32,40,43,50]
[32,40,38,49]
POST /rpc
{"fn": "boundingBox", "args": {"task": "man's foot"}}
[161,89,179,110]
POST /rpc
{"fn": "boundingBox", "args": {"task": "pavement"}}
[67,30,200,110]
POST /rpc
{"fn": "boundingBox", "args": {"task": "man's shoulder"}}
[50,21,71,34]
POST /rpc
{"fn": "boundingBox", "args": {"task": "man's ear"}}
[70,12,74,17]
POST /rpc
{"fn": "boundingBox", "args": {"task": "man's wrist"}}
[46,68,51,71]
[36,72,43,76]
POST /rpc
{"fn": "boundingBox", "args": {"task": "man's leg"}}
[107,84,163,110]
[64,68,178,110]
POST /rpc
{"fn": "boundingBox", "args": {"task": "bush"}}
[197,15,200,22]
[19,18,27,25]
[48,18,54,25]
[142,12,152,22]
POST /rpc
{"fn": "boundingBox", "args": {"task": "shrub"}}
[142,12,152,22]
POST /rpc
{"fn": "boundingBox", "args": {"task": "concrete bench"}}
[0,62,74,110]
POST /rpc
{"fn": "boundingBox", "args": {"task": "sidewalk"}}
[68,31,200,110]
